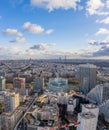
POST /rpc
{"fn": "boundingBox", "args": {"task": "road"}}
[14,97,37,130]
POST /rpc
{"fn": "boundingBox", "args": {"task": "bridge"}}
[14,97,37,130]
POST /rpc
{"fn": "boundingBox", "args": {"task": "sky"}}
[0,0,109,60]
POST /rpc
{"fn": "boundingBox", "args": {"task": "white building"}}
[77,104,99,130]
[82,104,99,126]
[0,76,6,90]
[82,104,99,118]
[67,98,76,113]
[77,112,97,130]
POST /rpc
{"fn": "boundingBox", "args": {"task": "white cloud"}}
[78,5,83,10]
[106,0,109,8]
[46,29,54,34]
[10,37,26,43]
[30,43,56,50]
[23,22,44,34]
[86,0,109,15]
[96,17,109,24]
[88,40,99,45]
[86,0,104,15]
[0,43,30,59]
[95,28,109,35]
[3,28,23,36]
[103,36,109,42]
[31,0,81,11]
[0,43,108,59]
[23,22,54,34]
[93,45,109,56]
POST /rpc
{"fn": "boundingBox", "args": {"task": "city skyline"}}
[0,0,109,59]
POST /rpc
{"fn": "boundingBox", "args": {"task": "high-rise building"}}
[4,92,20,112]
[77,103,99,130]
[13,77,26,95]
[87,83,109,104]
[82,104,99,125]
[0,112,15,130]
[77,112,97,130]
[0,76,6,91]
[33,77,44,93]
[48,78,68,92]
[79,64,96,94]
[0,108,22,130]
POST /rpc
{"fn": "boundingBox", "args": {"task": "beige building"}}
[0,108,22,130]
[4,92,20,112]
[0,112,15,130]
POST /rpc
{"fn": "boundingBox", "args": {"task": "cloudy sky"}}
[1,0,109,59]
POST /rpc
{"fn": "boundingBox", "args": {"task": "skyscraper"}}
[77,104,99,130]
[82,104,99,125]
[13,77,26,95]
[33,77,44,93]
[87,83,109,104]
[79,64,96,94]
[4,92,20,112]
[77,112,97,130]
[0,76,6,91]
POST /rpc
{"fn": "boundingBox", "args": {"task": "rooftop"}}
[80,112,96,119]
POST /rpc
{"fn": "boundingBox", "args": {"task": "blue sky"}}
[0,0,109,59]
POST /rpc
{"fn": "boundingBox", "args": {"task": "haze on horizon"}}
[0,0,109,60]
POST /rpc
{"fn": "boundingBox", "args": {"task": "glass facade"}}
[48,78,68,92]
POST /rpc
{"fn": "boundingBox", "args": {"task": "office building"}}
[67,97,76,113]
[33,77,44,93]
[0,108,22,130]
[100,100,109,122]
[77,112,97,130]
[0,76,6,90]
[48,78,68,92]
[87,83,109,104]
[26,105,59,130]
[82,104,99,125]
[79,64,96,94]
[13,77,26,95]
[0,112,15,130]
[4,92,20,112]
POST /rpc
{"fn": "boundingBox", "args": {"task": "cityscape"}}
[1,0,109,130]
[0,59,109,130]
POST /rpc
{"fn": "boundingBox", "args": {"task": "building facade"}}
[48,78,68,92]
[13,77,26,95]
[4,92,19,112]
[0,76,6,91]
[0,108,22,130]
[0,112,15,130]
[33,77,44,93]
[77,112,97,130]
[87,83,109,104]
[82,104,99,125]
[79,64,96,94]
